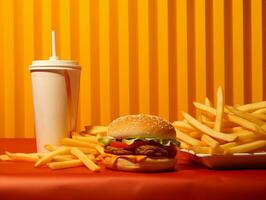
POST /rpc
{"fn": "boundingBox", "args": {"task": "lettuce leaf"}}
[98,136,180,147]
[98,136,115,146]
[122,137,180,146]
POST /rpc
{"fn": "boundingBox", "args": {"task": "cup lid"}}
[30,60,81,70]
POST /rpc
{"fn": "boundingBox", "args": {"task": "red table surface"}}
[0,138,266,200]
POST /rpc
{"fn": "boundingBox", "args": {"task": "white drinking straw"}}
[50,30,58,60]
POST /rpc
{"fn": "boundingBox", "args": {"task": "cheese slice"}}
[103,154,147,168]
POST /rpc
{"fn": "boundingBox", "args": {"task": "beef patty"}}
[104,141,177,158]
[105,146,132,155]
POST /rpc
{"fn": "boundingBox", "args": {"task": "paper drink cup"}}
[29,60,81,152]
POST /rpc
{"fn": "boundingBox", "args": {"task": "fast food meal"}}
[98,114,180,172]
[1,85,265,170]
[173,86,266,155]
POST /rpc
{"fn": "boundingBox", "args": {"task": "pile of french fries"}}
[173,86,266,155]
[0,126,108,172]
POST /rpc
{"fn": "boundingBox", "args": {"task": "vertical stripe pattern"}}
[0,0,265,137]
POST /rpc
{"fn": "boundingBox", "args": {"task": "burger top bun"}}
[108,114,176,140]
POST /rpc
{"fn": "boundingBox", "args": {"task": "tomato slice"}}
[110,141,130,148]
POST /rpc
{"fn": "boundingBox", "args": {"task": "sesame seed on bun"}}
[108,114,176,139]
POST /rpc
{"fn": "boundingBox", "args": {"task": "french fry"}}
[35,147,70,167]
[215,142,238,154]
[237,101,266,112]
[205,97,212,107]
[53,154,95,162]
[201,118,236,128]
[226,140,266,154]
[34,153,47,158]
[222,127,244,133]
[231,130,258,142]
[175,129,201,146]
[192,146,214,154]
[44,144,59,152]
[250,113,266,121]
[194,102,234,119]
[227,114,265,134]
[200,118,215,127]
[72,135,98,144]
[239,135,264,144]
[201,135,219,148]
[70,148,100,172]
[95,145,105,155]
[61,138,97,148]
[48,159,83,170]
[77,147,99,155]
[0,154,11,161]
[214,86,224,131]
[180,141,191,149]
[200,97,213,122]
[61,146,99,155]
[45,143,99,155]
[52,155,76,162]
[6,152,39,162]
[183,112,237,142]
[189,131,202,139]
[226,105,265,126]
[172,120,195,132]
[195,105,237,128]
[252,108,266,114]
[219,142,238,150]
[87,154,96,161]
[193,102,216,117]
[85,125,108,131]
[84,125,108,135]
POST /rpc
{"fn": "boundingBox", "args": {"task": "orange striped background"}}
[0,0,265,138]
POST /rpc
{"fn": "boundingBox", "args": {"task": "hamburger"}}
[99,114,179,172]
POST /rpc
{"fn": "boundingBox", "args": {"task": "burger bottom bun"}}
[104,157,176,172]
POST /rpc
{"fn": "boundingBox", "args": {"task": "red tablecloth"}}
[0,139,266,200]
